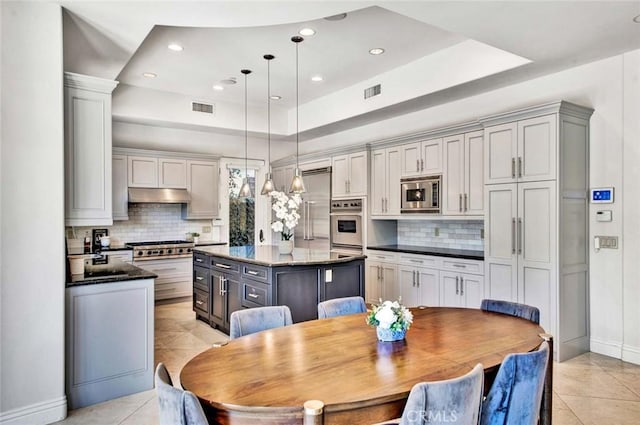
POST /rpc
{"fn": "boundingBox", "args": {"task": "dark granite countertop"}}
[193,245,366,267]
[367,245,484,260]
[66,258,157,287]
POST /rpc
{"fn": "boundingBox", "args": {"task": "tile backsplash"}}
[67,203,220,246]
[397,220,484,251]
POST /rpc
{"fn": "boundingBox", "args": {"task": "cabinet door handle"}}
[218,276,223,296]
[455,276,459,295]
[416,272,420,287]
[464,194,468,212]
[377,265,381,280]
[518,157,523,178]
[416,159,420,172]
[410,259,423,264]
[248,293,259,299]
[195,300,204,306]
[518,218,523,255]
[215,263,231,269]
[247,270,259,276]
[421,158,424,172]
[221,277,227,296]
[384,198,388,213]
[412,270,416,286]
[196,276,204,281]
[460,276,464,295]
[512,157,516,178]
[453,264,465,268]
[195,258,203,263]
[345,181,348,193]
[512,218,516,254]
[459,194,463,212]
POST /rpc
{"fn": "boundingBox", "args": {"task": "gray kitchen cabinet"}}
[112,154,129,220]
[64,72,118,226]
[194,251,365,332]
[65,278,154,409]
[182,159,219,219]
[482,101,593,361]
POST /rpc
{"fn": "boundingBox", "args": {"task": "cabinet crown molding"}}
[64,72,119,94]
[479,100,594,127]
[113,147,220,161]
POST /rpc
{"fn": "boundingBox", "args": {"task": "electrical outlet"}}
[434,227,440,237]
[325,269,333,283]
[202,226,212,233]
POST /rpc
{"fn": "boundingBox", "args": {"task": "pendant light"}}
[238,69,253,199]
[260,54,276,195]
[289,36,306,193]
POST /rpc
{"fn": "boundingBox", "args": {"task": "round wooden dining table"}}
[180,307,545,425]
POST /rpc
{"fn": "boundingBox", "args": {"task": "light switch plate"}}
[325,269,333,283]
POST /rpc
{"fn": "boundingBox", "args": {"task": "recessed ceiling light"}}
[324,13,347,21]
[142,72,157,78]
[270,95,282,100]
[167,43,183,52]
[311,75,323,82]
[633,14,640,23]
[212,85,224,91]
[299,28,316,36]
[369,48,385,55]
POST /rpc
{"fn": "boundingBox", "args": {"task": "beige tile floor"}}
[57,301,640,424]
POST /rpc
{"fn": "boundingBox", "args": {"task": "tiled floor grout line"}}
[117,396,155,425]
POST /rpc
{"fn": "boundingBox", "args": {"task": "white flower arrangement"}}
[270,191,302,241]
[366,299,414,332]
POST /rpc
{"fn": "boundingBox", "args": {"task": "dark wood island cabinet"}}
[192,246,365,333]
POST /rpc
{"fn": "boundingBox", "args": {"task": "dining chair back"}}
[155,363,208,425]
[480,299,540,324]
[317,296,367,319]
[480,341,550,425]
[396,363,484,425]
[229,305,293,339]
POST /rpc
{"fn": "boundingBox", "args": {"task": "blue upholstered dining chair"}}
[480,299,540,324]
[155,363,209,425]
[480,341,550,425]
[381,363,484,425]
[317,296,367,319]
[229,305,293,339]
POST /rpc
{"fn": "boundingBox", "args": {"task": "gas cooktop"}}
[125,240,194,260]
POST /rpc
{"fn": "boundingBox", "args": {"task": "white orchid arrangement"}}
[270,191,302,241]
[366,299,414,332]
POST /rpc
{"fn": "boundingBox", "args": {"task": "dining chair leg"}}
[539,333,554,425]
[303,400,324,425]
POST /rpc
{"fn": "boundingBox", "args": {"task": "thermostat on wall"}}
[590,187,614,203]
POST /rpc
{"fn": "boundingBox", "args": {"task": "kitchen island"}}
[192,245,366,333]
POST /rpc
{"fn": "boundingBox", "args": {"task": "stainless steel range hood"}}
[128,188,191,204]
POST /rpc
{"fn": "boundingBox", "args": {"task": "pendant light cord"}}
[244,71,248,177]
[295,40,299,169]
[267,58,271,170]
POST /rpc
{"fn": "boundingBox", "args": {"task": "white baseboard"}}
[590,337,623,359]
[622,344,640,365]
[0,396,67,425]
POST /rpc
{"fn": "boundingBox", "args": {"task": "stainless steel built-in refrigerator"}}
[294,167,331,251]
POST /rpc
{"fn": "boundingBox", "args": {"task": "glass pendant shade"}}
[289,168,306,193]
[239,177,252,198]
[260,172,275,195]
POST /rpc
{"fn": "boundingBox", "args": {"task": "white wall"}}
[295,50,640,363]
[1,2,67,424]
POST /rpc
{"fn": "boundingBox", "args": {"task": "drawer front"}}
[211,258,240,274]
[102,251,133,263]
[440,258,484,275]
[193,288,209,315]
[242,264,269,283]
[155,280,192,300]
[398,253,440,269]
[193,253,209,266]
[193,266,209,292]
[137,258,192,277]
[367,250,398,262]
[242,280,269,308]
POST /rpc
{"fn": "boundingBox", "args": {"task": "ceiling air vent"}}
[364,84,381,99]
[191,101,214,114]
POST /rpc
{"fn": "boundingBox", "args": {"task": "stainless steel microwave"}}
[401,175,441,213]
